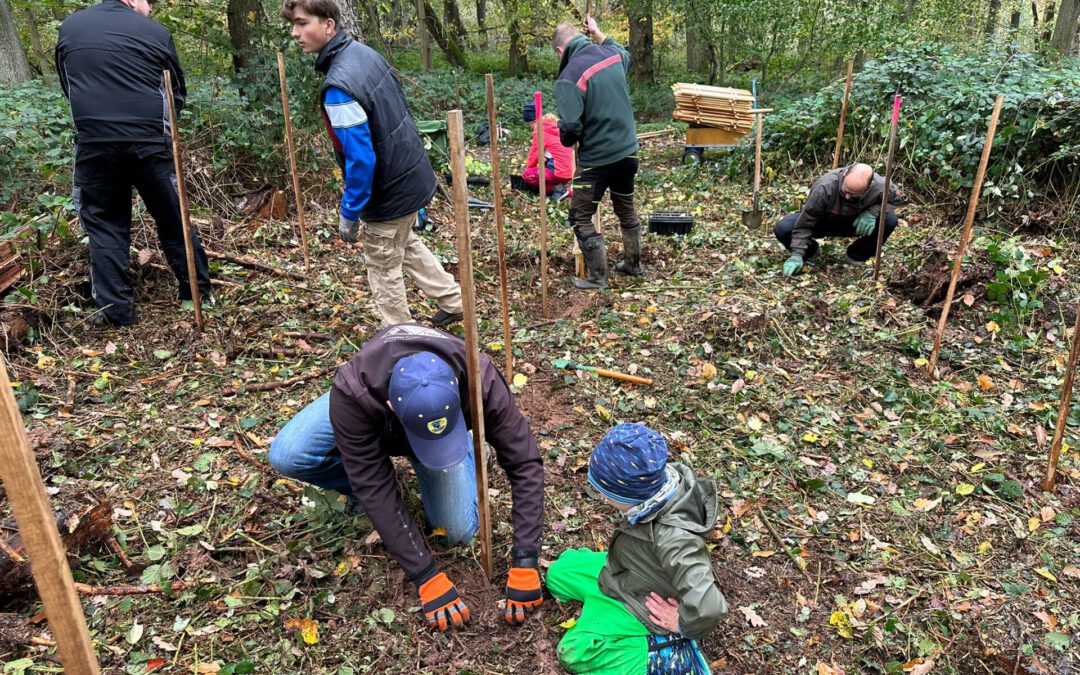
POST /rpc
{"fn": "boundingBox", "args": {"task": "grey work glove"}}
[854,210,876,238]
[782,254,803,277]
[339,215,359,243]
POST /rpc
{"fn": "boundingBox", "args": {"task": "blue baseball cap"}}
[388,352,471,470]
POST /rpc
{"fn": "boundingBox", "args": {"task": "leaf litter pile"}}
[1,135,1078,674]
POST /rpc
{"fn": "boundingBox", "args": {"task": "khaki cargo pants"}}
[362,211,462,327]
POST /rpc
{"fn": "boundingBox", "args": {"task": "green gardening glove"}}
[854,210,876,237]
[782,254,803,277]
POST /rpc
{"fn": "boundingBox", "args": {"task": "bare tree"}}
[227,0,265,75]
[0,0,32,84]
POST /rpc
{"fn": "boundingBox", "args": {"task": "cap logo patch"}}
[427,417,448,434]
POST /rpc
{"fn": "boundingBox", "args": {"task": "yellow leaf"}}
[914,357,928,366]
[977,375,993,391]
[829,611,854,639]
[721,516,732,535]
[803,432,820,443]
[986,321,1000,333]
[334,561,350,577]
[956,483,975,496]
[970,463,985,473]
[1027,517,1041,533]
[560,617,577,629]
[862,459,874,469]
[1035,567,1058,583]
[752,550,776,557]
[977,541,991,555]
[512,373,528,388]
[913,497,941,512]
[595,404,611,423]
[284,618,319,644]
[701,363,718,380]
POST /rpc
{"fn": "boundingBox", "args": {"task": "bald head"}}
[842,163,874,199]
[552,23,579,52]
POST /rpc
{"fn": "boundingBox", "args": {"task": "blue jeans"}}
[268,392,480,544]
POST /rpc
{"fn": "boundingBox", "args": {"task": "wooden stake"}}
[1045,308,1080,491]
[832,60,854,170]
[535,91,549,319]
[277,53,311,277]
[0,357,100,674]
[163,70,204,332]
[927,95,1005,377]
[753,110,764,227]
[486,74,514,380]
[446,110,493,580]
[416,0,431,72]
[872,94,901,281]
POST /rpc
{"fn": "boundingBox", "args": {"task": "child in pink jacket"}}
[522,102,574,198]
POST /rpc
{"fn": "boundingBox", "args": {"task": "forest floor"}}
[1,133,1078,675]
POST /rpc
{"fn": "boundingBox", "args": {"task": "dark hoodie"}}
[598,463,728,640]
[790,166,905,258]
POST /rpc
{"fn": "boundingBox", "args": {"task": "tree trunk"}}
[363,0,393,63]
[1043,2,1056,41]
[1011,10,1021,30]
[443,0,468,47]
[508,17,528,75]
[685,0,708,75]
[1051,0,1080,52]
[21,7,50,83]
[337,0,363,37]
[902,0,918,22]
[985,0,1001,38]
[0,0,32,84]
[226,0,264,76]
[423,0,465,67]
[476,0,488,48]
[416,0,431,71]
[627,4,655,84]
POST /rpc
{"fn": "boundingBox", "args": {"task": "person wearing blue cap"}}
[547,422,727,673]
[269,324,545,632]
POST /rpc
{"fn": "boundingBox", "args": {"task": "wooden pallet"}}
[672,82,755,134]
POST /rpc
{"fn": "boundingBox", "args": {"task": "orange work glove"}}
[504,554,543,625]
[417,571,471,631]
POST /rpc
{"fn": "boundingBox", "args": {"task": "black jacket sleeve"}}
[166,34,186,114]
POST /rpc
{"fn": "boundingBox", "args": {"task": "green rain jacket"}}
[598,463,729,640]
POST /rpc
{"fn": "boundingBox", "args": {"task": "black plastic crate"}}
[648,212,694,236]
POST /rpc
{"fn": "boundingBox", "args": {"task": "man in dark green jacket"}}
[552,16,643,290]
[547,423,727,673]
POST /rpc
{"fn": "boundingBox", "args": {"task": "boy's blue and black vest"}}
[316,32,436,222]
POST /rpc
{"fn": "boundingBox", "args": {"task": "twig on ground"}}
[221,363,340,397]
[758,508,815,584]
[206,249,307,281]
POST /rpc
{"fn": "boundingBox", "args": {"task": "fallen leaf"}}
[701,363,718,380]
[846,492,876,506]
[730,499,752,518]
[829,610,854,639]
[751,550,775,558]
[919,535,941,556]
[977,374,993,391]
[738,605,767,627]
[913,497,942,512]
[854,575,887,595]
[904,657,935,674]
[961,293,975,307]
[595,404,611,423]
[986,321,1000,333]
[284,617,319,644]
[1033,611,1058,631]
[1034,567,1057,583]
[955,483,975,496]
[816,662,847,675]
[195,665,221,674]
[1039,506,1056,522]
[512,373,528,389]
[1028,517,1041,533]
[560,617,577,629]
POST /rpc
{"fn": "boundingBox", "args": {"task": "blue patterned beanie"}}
[587,423,669,504]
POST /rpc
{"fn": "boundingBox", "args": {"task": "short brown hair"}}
[279,0,341,25]
[551,23,579,50]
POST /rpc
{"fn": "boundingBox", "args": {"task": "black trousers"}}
[73,142,210,325]
[773,210,898,262]
[568,156,641,244]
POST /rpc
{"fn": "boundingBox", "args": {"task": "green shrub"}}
[744,42,1080,223]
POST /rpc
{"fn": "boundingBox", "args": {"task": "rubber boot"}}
[614,226,643,276]
[573,237,608,290]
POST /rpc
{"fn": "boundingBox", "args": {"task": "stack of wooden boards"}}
[672,83,755,133]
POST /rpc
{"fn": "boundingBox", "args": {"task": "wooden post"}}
[753,110,764,226]
[535,91,549,319]
[1045,309,1080,491]
[0,358,100,674]
[572,146,585,278]
[446,110,493,580]
[416,0,431,72]
[163,70,204,332]
[832,60,854,170]
[872,94,901,281]
[486,75,514,380]
[927,95,1005,377]
[277,54,312,277]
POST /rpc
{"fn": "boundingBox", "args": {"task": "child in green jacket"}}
[548,422,728,674]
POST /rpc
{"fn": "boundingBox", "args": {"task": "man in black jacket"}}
[56,0,211,327]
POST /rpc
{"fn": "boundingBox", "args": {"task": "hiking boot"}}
[431,309,464,327]
[550,183,569,202]
[573,237,608,290]
[614,227,643,277]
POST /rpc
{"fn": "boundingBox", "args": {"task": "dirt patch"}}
[889,236,994,313]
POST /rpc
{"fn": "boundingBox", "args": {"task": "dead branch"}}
[206,249,307,281]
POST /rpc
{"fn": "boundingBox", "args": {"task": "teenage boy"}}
[281,0,463,327]
[548,423,727,673]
